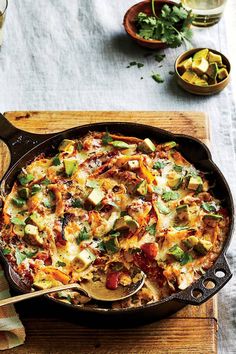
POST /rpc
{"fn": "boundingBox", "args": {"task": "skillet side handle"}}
[0,113,54,170]
[172,254,232,306]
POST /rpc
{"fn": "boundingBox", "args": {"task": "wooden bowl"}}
[123,0,178,49]
[175,48,231,96]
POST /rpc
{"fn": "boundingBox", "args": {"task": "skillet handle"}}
[0,113,54,170]
[172,254,232,305]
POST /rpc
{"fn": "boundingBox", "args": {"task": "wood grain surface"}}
[1,111,216,354]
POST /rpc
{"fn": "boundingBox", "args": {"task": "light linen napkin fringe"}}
[0,268,25,350]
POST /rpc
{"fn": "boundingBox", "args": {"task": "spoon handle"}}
[0,283,83,307]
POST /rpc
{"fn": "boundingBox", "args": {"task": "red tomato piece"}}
[106,271,121,290]
[141,243,158,260]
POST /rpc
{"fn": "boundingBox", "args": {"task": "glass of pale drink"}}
[181,0,227,27]
[0,0,7,46]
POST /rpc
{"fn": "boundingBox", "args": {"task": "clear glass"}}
[181,0,227,27]
[0,0,8,45]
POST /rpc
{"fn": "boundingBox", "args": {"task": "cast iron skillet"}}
[0,113,234,326]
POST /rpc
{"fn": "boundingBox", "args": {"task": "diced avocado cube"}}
[29,212,45,231]
[194,239,213,255]
[177,57,193,74]
[188,176,203,191]
[114,216,130,231]
[168,244,185,261]
[203,214,223,227]
[160,141,177,151]
[12,197,25,207]
[87,188,104,206]
[193,49,209,61]
[192,58,209,76]
[217,68,229,81]
[24,224,43,247]
[114,215,139,232]
[181,70,199,84]
[136,180,148,196]
[167,172,182,190]
[139,138,156,154]
[176,204,189,221]
[126,160,140,170]
[206,63,218,81]
[13,224,25,237]
[194,78,209,87]
[18,188,29,200]
[64,159,78,177]
[59,139,75,153]
[125,215,139,232]
[183,235,199,249]
[208,51,222,65]
[110,141,130,149]
[77,249,96,268]
[31,184,41,195]
[18,173,34,186]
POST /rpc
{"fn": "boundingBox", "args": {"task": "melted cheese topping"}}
[0,132,229,308]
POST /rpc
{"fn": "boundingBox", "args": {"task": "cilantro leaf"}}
[77,142,83,151]
[101,238,119,254]
[201,202,217,213]
[180,252,193,265]
[3,248,11,255]
[154,54,166,62]
[15,248,27,265]
[162,191,179,202]
[146,223,157,236]
[153,161,167,169]
[52,155,61,166]
[76,227,90,245]
[173,165,183,172]
[102,129,113,145]
[151,73,164,83]
[71,198,83,208]
[56,261,66,267]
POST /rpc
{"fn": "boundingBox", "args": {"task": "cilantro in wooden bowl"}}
[124,0,193,49]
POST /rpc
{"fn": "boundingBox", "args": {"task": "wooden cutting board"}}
[1,111,217,354]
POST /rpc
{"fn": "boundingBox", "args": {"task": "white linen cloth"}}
[0,1,235,353]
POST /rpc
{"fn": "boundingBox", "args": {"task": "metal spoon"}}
[0,272,146,307]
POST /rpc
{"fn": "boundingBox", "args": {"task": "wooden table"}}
[0,111,217,354]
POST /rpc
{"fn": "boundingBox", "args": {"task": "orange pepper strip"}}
[44,267,70,284]
[139,158,155,184]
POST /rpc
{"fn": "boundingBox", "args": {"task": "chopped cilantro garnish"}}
[41,178,51,185]
[146,223,157,236]
[100,238,119,254]
[173,165,183,172]
[154,54,166,62]
[15,248,27,265]
[180,252,193,265]
[12,198,25,207]
[76,227,90,245]
[3,248,11,255]
[162,191,179,202]
[56,261,66,267]
[201,202,217,213]
[102,129,113,145]
[151,73,164,83]
[71,198,83,208]
[52,155,61,166]
[153,161,166,170]
[77,142,83,151]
